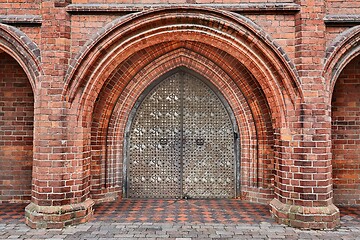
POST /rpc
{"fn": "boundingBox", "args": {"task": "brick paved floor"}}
[0,200,359,239]
[92,199,272,224]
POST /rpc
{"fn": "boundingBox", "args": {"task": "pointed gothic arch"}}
[64,8,301,203]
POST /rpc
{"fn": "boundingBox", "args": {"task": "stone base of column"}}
[270,198,340,229]
[25,199,95,229]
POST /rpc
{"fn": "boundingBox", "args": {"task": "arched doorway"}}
[68,8,300,204]
[125,70,239,198]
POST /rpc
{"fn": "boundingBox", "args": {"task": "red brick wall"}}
[326,0,360,14]
[0,0,40,15]
[0,52,34,202]
[245,14,296,60]
[332,54,360,205]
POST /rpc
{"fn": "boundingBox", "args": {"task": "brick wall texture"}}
[0,0,359,230]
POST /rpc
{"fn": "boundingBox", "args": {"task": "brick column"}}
[270,0,340,229]
[25,0,94,229]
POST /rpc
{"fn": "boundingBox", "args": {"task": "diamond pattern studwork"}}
[128,71,235,198]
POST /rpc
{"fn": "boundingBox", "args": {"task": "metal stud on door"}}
[127,71,236,198]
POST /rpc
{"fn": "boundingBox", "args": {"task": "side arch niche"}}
[331,55,360,205]
[325,26,360,206]
[0,25,41,202]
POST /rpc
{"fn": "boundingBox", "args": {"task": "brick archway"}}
[324,25,360,99]
[325,26,360,206]
[91,46,274,202]
[331,55,360,205]
[0,24,42,92]
[66,8,301,118]
[65,8,301,205]
[0,25,40,202]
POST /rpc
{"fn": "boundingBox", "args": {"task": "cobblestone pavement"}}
[0,200,359,239]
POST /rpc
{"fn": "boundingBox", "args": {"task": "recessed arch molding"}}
[65,7,301,120]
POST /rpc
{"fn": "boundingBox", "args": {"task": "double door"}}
[127,71,236,198]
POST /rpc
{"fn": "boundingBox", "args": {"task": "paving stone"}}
[0,201,359,239]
